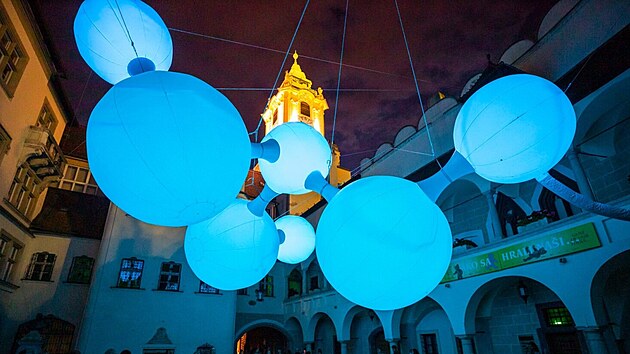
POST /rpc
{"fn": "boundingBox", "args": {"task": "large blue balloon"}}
[454,74,576,184]
[74,0,173,84]
[184,199,279,290]
[87,71,251,227]
[316,176,452,310]
[259,122,331,195]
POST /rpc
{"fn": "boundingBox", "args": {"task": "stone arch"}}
[590,249,630,352]
[340,305,367,341]
[574,72,630,149]
[464,275,581,353]
[400,297,455,353]
[234,319,292,344]
[308,312,337,353]
[285,316,305,352]
[306,312,336,342]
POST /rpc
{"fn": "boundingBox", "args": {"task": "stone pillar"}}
[567,148,595,200]
[484,190,503,241]
[302,268,308,295]
[579,327,609,354]
[456,335,475,354]
[339,340,349,354]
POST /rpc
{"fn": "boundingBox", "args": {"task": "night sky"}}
[29,0,557,170]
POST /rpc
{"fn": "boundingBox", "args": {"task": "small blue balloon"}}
[259,122,331,195]
[87,71,251,227]
[276,215,315,264]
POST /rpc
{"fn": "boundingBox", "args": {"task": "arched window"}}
[287,268,302,298]
[307,261,323,291]
[300,102,310,117]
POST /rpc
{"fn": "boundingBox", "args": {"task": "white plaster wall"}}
[77,206,237,354]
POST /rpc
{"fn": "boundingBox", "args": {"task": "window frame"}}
[66,255,95,284]
[259,275,274,297]
[300,101,310,117]
[0,123,10,166]
[0,233,22,283]
[0,3,29,97]
[116,257,144,289]
[198,280,221,295]
[157,261,181,292]
[35,100,58,133]
[24,252,56,282]
[8,163,42,219]
[50,163,100,195]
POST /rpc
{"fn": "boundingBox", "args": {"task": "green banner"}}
[441,222,600,283]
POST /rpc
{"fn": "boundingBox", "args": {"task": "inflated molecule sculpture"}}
[75,0,629,311]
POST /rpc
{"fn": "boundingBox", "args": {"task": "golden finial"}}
[293,51,299,63]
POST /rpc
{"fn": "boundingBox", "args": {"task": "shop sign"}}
[441,222,600,283]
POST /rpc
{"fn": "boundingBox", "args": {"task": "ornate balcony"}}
[21,125,66,183]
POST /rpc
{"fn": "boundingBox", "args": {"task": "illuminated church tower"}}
[261,52,350,215]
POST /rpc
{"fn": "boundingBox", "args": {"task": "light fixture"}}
[255,289,264,302]
[517,280,529,304]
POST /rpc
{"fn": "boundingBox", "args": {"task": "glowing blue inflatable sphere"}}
[184,199,279,290]
[74,0,173,84]
[454,74,576,184]
[259,122,331,195]
[276,216,316,264]
[87,71,251,227]
[316,176,452,311]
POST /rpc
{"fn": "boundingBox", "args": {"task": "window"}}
[199,281,220,294]
[66,256,94,284]
[236,288,248,295]
[1,237,21,282]
[117,257,144,288]
[259,275,273,297]
[310,275,319,291]
[421,333,439,354]
[8,164,41,218]
[36,101,58,133]
[50,164,100,195]
[0,231,23,283]
[287,268,302,298]
[24,252,56,281]
[543,306,574,327]
[300,101,310,117]
[0,124,10,166]
[0,3,29,97]
[157,261,181,291]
